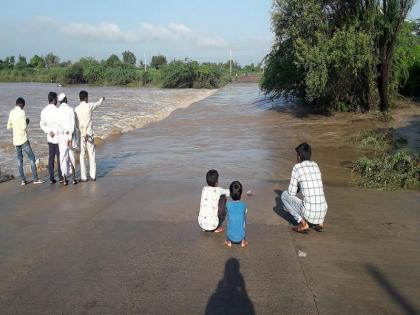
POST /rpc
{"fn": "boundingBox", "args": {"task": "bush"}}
[104,67,136,85]
[351,128,409,151]
[162,60,222,88]
[64,63,86,84]
[352,152,420,189]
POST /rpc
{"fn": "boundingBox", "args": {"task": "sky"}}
[0,0,274,65]
[0,0,419,66]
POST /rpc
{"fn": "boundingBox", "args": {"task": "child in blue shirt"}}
[225,181,248,248]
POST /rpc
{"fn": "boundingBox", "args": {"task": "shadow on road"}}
[366,264,419,315]
[273,189,297,226]
[205,258,255,315]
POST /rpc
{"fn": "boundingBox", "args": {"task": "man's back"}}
[289,161,328,222]
[57,103,75,135]
[40,104,59,144]
[75,99,103,136]
[7,106,28,146]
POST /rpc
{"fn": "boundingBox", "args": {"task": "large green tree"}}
[262,0,415,112]
[375,0,415,111]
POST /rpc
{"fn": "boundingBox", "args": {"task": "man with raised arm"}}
[74,90,105,182]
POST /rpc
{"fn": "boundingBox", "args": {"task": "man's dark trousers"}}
[48,142,63,182]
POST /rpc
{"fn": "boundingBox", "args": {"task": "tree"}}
[45,53,60,68]
[15,55,27,69]
[151,55,167,69]
[106,54,122,67]
[375,0,415,111]
[261,0,415,112]
[30,55,46,69]
[122,51,136,66]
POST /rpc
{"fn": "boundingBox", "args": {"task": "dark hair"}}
[229,181,243,201]
[206,169,219,187]
[16,97,25,107]
[48,92,57,103]
[79,90,88,101]
[295,142,312,161]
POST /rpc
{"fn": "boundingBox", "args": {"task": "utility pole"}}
[144,52,147,71]
[229,49,232,80]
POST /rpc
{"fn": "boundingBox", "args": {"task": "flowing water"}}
[0,82,216,175]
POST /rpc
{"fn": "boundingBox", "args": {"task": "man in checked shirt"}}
[281,143,328,233]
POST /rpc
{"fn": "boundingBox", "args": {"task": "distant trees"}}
[162,60,222,88]
[30,55,46,69]
[151,55,167,69]
[122,51,136,66]
[0,51,259,88]
[45,53,60,68]
[262,0,416,112]
[106,54,122,67]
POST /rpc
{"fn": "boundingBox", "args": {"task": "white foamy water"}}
[0,83,216,175]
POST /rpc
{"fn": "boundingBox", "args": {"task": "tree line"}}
[261,0,420,112]
[0,51,261,89]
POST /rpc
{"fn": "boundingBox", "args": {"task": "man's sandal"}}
[313,225,324,232]
[292,227,310,234]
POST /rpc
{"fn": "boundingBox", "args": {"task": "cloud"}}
[36,16,137,42]
[139,22,193,40]
[36,16,226,49]
[195,36,227,48]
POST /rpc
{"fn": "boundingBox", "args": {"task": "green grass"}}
[352,151,420,190]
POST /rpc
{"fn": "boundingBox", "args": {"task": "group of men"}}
[6,90,105,186]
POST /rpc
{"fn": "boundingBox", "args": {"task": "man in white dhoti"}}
[74,90,105,182]
[57,93,77,185]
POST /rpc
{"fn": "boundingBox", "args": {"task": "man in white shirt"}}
[57,93,77,185]
[281,143,328,233]
[6,97,43,186]
[74,90,105,182]
[40,91,63,184]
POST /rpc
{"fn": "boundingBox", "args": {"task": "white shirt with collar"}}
[74,98,104,136]
[57,103,75,141]
[40,103,59,144]
[7,106,28,146]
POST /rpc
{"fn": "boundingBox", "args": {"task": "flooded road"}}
[0,83,216,175]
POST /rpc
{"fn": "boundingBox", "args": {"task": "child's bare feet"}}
[214,226,225,233]
[241,239,248,248]
[224,240,232,247]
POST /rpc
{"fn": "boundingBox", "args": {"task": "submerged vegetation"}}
[352,152,420,190]
[0,51,261,88]
[262,0,419,112]
[351,128,418,190]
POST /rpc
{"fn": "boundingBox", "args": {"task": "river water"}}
[0,83,216,175]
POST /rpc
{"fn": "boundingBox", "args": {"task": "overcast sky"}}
[1,0,419,66]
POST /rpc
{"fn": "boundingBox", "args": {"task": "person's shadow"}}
[205,258,255,315]
[273,189,298,225]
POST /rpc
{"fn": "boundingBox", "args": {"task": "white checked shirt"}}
[198,186,230,231]
[288,161,328,224]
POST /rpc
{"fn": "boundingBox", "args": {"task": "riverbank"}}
[0,83,419,314]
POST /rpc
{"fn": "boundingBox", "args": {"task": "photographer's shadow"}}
[273,190,298,226]
[205,258,255,315]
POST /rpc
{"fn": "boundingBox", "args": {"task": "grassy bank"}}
[351,127,419,190]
